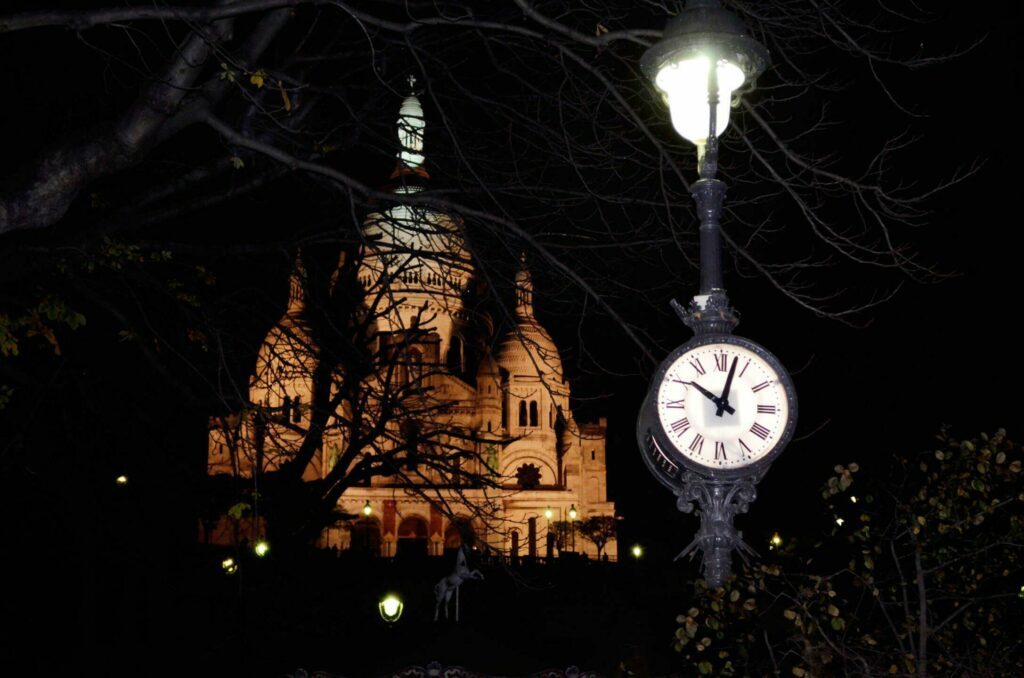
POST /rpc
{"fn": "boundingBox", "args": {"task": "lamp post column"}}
[680,62,738,336]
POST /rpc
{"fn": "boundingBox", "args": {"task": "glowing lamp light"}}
[221,557,238,575]
[654,57,745,146]
[850,495,858,504]
[641,0,769,147]
[568,505,578,521]
[835,517,845,526]
[362,501,373,517]
[769,532,783,550]
[378,593,404,623]
[544,506,553,520]
[115,474,128,486]
[253,540,270,558]
[631,544,644,559]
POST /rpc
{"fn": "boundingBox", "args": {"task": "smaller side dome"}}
[495,257,564,380]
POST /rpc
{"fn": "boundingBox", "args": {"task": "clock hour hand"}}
[716,356,738,417]
[685,381,736,415]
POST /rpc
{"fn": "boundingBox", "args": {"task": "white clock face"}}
[656,342,790,470]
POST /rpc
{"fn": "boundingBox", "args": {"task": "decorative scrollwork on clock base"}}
[673,471,761,588]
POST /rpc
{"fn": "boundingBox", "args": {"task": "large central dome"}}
[357,81,472,357]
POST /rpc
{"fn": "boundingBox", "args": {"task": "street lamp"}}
[379,593,404,624]
[544,506,554,559]
[568,504,577,553]
[631,544,644,560]
[637,1,797,588]
[642,0,767,158]
[253,539,270,557]
[640,0,768,313]
[362,500,373,517]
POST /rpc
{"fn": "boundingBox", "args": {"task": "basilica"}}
[206,84,616,560]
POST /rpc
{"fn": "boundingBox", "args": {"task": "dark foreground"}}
[10,545,691,677]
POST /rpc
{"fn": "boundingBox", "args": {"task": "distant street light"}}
[379,593,404,623]
[221,557,238,575]
[631,544,644,560]
[569,504,577,552]
[253,539,270,557]
[362,500,373,517]
[115,474,128,486]
[769,532,783,550]
[544,506,553,520]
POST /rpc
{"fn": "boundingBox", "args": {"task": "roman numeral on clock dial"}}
[714,441,727,460]
[664,399,686,409]
[690,358,706,376]
[714,353,729,372]
[688,433,704,453]
[757,404,776,414]
[670,418,690,434]
[750,422,771,440]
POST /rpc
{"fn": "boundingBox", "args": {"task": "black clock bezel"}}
[637,333,798,485]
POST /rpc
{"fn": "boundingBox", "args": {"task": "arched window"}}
[397,516,429,558]
[350,518,382,555]
[447,336,463,373]
[518,400,528,427]
[529,400,539,427]
[500,369,510,429]
[408,347,423,383]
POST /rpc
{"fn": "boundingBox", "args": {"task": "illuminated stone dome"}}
[357,78,472,358]
[495,261,564,381]
[250,262,316,408]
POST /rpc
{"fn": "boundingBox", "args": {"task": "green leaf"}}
[228,502,251,519]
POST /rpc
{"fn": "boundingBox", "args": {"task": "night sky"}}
[0,1,1021,672]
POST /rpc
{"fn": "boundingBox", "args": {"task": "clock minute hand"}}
[685,381,736,415]
[716,356,738,417]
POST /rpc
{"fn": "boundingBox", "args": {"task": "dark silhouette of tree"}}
[578,515,619,560]
[203,244,515,549]
[0,1,980,352]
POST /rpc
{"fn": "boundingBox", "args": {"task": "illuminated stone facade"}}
[207,86,616,560]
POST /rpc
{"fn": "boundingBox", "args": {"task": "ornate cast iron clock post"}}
[636,0,797,587]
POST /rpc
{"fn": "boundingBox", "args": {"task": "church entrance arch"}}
[397,516,429,558]
[350,518,381,555]
[443,517,476,557]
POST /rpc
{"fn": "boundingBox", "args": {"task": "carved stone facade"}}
[206,85,616,560]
